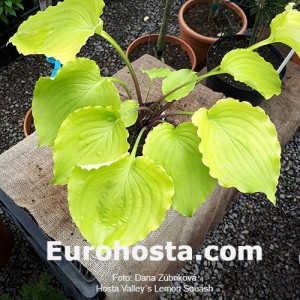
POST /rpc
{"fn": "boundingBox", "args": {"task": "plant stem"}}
[130,127,147,159]
[248,37,272,51]
[147,120,165,130]
[256,24,267,43]
[155,101,172,117]
[145,80,153,103]
[100,30,143,105]
[108,77,133,99]
[156,0,173,60]
[149,111,194,124]
[122,106,154,118]
[208,0,220,22]
[249,10,262,46]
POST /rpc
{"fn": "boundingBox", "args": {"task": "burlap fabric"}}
[0,55,299,299]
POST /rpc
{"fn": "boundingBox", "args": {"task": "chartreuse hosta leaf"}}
[68,154,174,248]
[143,123,216,217]
[220,49,281,100]
[162,69,197,101]
[33,58,121,146]
[266,4,300,57]
[142,68,172,80]
[120,100,138,127]
[52,106,129,185]
[192,98,281,204]
[9,0,104,64]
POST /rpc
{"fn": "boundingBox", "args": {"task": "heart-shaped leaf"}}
[32,58,121,146]
[268,5,300,57]
[68,154,174,248]
[220,49,281,100]
[52,106,129,185]
[192,98,281,204]
[9,0,104,64]
[162,69,197,101]
[142,68,172,80]
[143,123,216,216]
[120,100,138,127]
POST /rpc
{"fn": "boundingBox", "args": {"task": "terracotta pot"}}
[24,108,33,137]
[126,34,197,71]
[178,0,247,69]
[292,52,300,66]
[0,219,13,268]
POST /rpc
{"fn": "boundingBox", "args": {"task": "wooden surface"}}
[0,55,299,299]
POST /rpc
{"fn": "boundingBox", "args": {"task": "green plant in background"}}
[156,0,173,60]
[20,272,65,300]
[0,272,65,300]
[0,0,24,24]
[247,0,291,44]
[208,0,241,35]
[8,0,300,249]
[208,0,222,21]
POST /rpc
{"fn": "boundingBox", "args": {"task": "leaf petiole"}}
[130,127,147,160]
[149,111,194,125]
[99,30,143,105]
[108,77,133,99]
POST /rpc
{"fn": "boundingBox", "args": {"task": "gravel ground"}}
[0,0,299,299]
[159,136,300,300]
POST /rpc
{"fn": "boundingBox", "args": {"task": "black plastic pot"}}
[206,35,286,106]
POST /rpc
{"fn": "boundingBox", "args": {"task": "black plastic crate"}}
[0,189,104,300]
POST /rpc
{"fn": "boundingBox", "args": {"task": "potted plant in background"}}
[233,0,255,27]
[247,0,290,45]
[9,0,300,251]
[0,0,24,24]
[178,0,247,69]
[126,0,197,70]
[0,272,65,300]
[205,0,291,105]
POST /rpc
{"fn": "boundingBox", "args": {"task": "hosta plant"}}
[9,0,300,249]
[247,0,291,45]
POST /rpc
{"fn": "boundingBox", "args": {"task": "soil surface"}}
[184,3,243,38]
[128,39,192,70]
[208,37,284,90]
